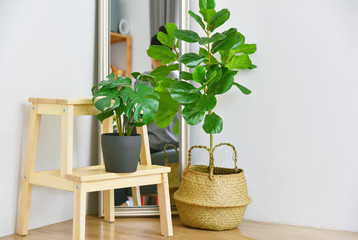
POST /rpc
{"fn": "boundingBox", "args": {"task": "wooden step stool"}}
[16,97,173,240]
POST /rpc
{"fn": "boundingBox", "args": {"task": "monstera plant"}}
[92,73,159,173]
[138,0,257,230]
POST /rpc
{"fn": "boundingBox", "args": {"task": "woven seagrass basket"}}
[173,143,251,230]
[163,144,180,206]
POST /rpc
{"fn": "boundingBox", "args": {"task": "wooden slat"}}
[60,105,74,177]
[125,35,132,78]
[136,126,152,166]
[73,182,86,240]
[65,165,170,182]
[29,97,93,105]
[73,104,100,116]
[110,32,129,43]
[37,103,63,115]
[104,190,115,222]
[157,173,173,237]
[29,172,74,191]
[85,174,162,193]
[16,104,41,236]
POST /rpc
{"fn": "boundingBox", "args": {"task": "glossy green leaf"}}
[218,49,236,63]
[180,71,193,80]
[198,94,217,111]
[192,66,206,84]
[189,10,205,29]
[128,84,159,125]
[239,44,257,54]
[178,53,206,68]
[173,119,180,135]
[199,8,216,23]
[212,28,237,52]
[231,33,245,49]
[209,9,230,32]
[249,64,257,69]
[153,92,179,128]
[165,23,177,43]
[226,53,252,70]
[203,112,223,134]
[157,32,174,48]
[182,102,206,125]
[198,33,226,45]
[199,47,209,57]
[147,45,177,64]
[205,64,222,85]
[174,29,200,43]
[150,64,179,79]
[233,82,252,95]
[207,67,234,95]
[131,72,141,79]
[170,81,200,104]
[199,0,216,9]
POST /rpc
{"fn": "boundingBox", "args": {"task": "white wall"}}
[0,0,98,237]
[189,0,358,232]
[111,0,151,75]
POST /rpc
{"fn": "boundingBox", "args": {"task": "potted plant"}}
[143,0,257,230]
[92,73,160,173]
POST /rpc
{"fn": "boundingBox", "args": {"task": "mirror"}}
[98,0,188,216]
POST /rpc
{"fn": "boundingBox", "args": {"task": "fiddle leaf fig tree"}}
[145,0,257,159]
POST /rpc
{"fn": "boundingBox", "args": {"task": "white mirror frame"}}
[97,0,189,217]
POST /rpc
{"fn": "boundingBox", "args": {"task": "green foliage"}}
[92,73,159,136]
[143,0,257,145]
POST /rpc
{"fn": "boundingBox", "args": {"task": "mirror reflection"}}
[109,0,180,210]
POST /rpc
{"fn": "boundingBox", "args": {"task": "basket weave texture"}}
[163,144,179,206]
[173,143,252,230]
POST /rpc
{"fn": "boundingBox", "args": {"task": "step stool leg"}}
[16,104,41,235]
[157,173,173,237]
[104,189,115,222]
[73,182,87,240]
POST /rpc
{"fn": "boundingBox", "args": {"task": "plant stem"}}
[208,110,213,168]
[115,108,123,136]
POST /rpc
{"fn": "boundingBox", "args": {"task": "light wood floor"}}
[2,216,357,240]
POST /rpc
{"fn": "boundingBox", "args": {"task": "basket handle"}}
[163,144,179,165]
[187,143,239,180]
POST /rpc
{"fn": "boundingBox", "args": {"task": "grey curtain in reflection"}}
[149,0,179,38]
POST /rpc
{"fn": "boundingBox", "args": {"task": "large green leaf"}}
[212,28,237,52]
[180,71,193,80]
[189,10,205,29]
[231,33,245,49]
[199,8,216,23]
[192,66,206,84]
[239,44,257,54]
[205,64,222,85]
[173,119,180,135]
[182,103,206,125]
[178,53,205,68]
[233,82,252,95]
[153,92,179,128]
[226,53,252,70]
[218,49,236,63]
[170,81,200,104]
[147,45,177,64]
[157,32,174,48]
[203,112,223,134]
[209,8,230,32]
[174,29,200,43]
[199,47,209,57]
[198,32,226,45]
[198,94,217,111]
[165,23,177,43]
[150,64,179,79]
[199,0,216,9]
[127,84,159,125]
[207,67,234,95]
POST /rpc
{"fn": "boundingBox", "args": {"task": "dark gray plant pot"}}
[101,133,142,173]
